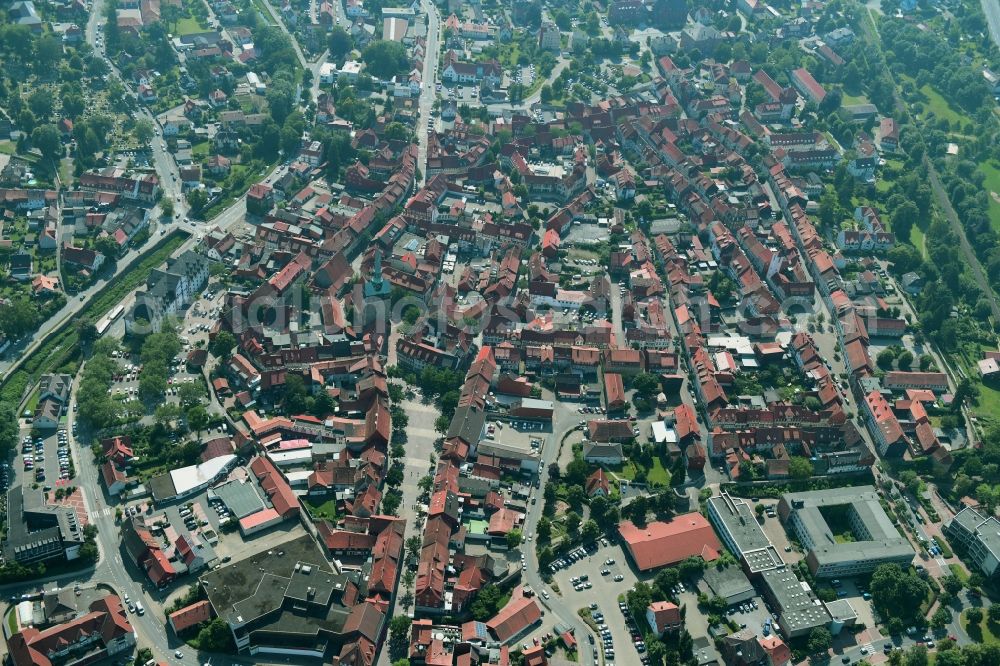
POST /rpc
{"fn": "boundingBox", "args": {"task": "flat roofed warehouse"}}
[777,486,914,578]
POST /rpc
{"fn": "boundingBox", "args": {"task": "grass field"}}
[615,457,671,486]
[978,160,1000,235]
[841,92,870,106]
[961,608,1000,645]
[955,348,1000,427]
[174,17,205,36]
[918,84,970,127]
[304,496,337,520]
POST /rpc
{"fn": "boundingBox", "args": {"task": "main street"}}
[417,0,441,187]
[521,397,597,666]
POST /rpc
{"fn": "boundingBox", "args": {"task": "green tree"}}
[177,381,205,408]
[388,616,411,660]
[966,607,983,625]
[381,490,401,514]
[788,456,813,479]
[328,26,354,59]
[0,404,19,461]
[31,124,62,162]
[942,576,963,596]
[891,200,919,242]
[470,585,505,621]
[877,348,897,370]
[632,373,660,398]
[904,645,928,666]
[28,89,54,120]
[209,331,237,359]
[361,40,409,78]
[194,618,235,652]
[988,602,1000,624]
[581,519,600,542]
[932,605,952,629]
[186,405,209,435]
[283,373,309,413]
[566,511,582,536]
[806,626,832,655]
[134,118,154,145]
[536,516,552,541]
[870,564,929,624]
[506,529,523,549]
[186,188,208,216]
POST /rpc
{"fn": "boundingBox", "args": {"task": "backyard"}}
[613,456,671,486]
[304,496,337,521]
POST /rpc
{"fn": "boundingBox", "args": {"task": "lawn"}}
[909,224,927,258]
[973,380,1000,425]
[191,141,210,160]
[961,608,1000,645]
[949,563,969,584]
[174,17,205,36]
[304,496,337,520]
[918,84,970,127]
[841,91,870,106]
[955,349,1000,426]
[614,456,671,486]
[978,160,1000,235]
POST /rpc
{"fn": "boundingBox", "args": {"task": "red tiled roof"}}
[169,600,211,633]
[249,456,300,517]
[486,592,542,643]
[618,514,721,571]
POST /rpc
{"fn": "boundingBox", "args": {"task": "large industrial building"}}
[777,486,914,578]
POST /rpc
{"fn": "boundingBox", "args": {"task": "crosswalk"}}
[89,506,114,520]
[859,642,874,657]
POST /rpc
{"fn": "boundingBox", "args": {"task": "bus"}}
[96,304,126,335]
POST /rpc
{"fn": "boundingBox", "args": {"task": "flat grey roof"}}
[760,567,831,634]
[708,493,784,572]
[703,564,754,599]
[782,485,914,567]
[201,534,358,637]
[215,477,269,519]
[947,507,1000,561]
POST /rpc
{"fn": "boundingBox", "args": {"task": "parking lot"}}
[548,540,648,665]
[19,425,77,489]
[755,502,803,564]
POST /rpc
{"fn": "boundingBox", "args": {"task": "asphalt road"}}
[521,397,597,666]
[417,0,441,187]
